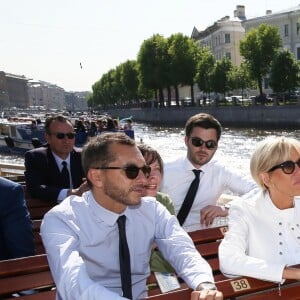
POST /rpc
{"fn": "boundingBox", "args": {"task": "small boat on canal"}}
[0,114,135,152]
[0,116,45,151]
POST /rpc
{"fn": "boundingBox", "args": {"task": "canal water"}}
[0,122,299,179]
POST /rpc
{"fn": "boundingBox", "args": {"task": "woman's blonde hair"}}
[250,136,300,190]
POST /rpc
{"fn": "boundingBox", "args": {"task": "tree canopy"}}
[240,23,282,96]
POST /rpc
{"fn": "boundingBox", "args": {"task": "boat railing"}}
[0,162,25,177]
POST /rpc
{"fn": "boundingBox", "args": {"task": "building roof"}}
[244,5,300,23]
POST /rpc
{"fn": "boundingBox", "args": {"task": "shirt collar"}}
[85,191,131,226]
[183,156,204,172]
[52,151,71,168]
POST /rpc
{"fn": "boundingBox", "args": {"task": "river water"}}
[1,123,300,179]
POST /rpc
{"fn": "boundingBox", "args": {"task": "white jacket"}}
[219,190,300,282]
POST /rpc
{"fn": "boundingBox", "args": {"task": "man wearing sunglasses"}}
[25,115,88,202]
[41,132,223,300]
[161,113,257,232]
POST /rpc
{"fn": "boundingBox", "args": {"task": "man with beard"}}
[161,113,257,232]
[41,132,223,300]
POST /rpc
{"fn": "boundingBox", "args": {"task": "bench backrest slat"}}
[0,254,49,278]
[6,289,56,300]
[0,271,54,295]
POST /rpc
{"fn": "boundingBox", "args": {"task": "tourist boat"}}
[0,117,45,151]
[0,114,136,152]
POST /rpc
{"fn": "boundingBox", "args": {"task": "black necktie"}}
[177,169,201,226]
[61,161,70,188]
[117,215,132,299]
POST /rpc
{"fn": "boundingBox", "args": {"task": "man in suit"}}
[25,115,88,202]
[0,177,35,260]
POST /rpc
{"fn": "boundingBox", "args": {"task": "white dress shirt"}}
[41,191,214,300]
[219,190,300,282]
[161,156,257,232]
[52,152,72,202]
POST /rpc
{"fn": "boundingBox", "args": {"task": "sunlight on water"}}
[134,123,300,178]
[1,123,300,180]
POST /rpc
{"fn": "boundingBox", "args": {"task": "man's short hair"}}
[185,113,222,141]
[45,115,73,134]
[81,132,136,178]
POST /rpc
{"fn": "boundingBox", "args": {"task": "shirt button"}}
[279,222,282,225]
[279,232,282,235]
[279,252,283,255]
[291,227,295,230]
[279,242,283,245]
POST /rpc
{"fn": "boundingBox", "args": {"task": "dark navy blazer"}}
[24,145,85,201]
[0,177,35,260]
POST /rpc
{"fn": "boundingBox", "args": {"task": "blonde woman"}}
[219,136,300,282]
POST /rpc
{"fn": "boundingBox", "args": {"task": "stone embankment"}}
[105,105,300,129]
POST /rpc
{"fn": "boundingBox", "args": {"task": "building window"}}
[225,33,231,43]
[297,23,300,35]
[264,78,269,89]
[225,52,231,60]
[284,24,289,36]
[297,47,300,60]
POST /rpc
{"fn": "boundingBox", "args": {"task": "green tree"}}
[240,23,282,96]
[119,60,139,103]
[167,33,199,106]
[211,57,233,104]
[269,49,300,99]
[91,69,118,107]
[195,48,216,104]
[137,34,170,107]
[229,63,255,101]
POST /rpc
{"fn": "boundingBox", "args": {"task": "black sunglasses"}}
[268,159,300,175]
[190,137,217,150]
[95,164,151,179]
[50,132,76,139]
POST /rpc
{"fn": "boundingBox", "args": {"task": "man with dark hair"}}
[41,132,223,300]
[161,113,257,232]
[25,115,88,202]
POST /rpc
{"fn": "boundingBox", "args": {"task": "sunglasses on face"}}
[95,164,151,179]
[268,159,300,175]
[190,137,217,150]
[50,132,76,139]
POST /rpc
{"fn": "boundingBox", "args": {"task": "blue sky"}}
[1,0,299,92]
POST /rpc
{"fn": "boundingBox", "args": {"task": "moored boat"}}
[0,117,45,151]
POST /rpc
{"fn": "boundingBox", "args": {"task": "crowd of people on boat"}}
[73,116,134,146]
[1,112,300,300]
[74,116,133,136]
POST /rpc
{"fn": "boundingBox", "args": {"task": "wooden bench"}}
[144,269,300,299]
[238,281,300,299]
[189,225,227,244]
[2,247,299,300]
[0,254,56,300]
[26,197,56,220]
[32,220,45,255]
[147,226,227,295]
[2,254,299,300]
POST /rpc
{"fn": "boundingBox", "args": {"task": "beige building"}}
[191,5,246,67]
[242,5,300,93]
[27,80,66,110]
[0,71,29,109]
[243,5,300,60]
[181,5,246,100]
